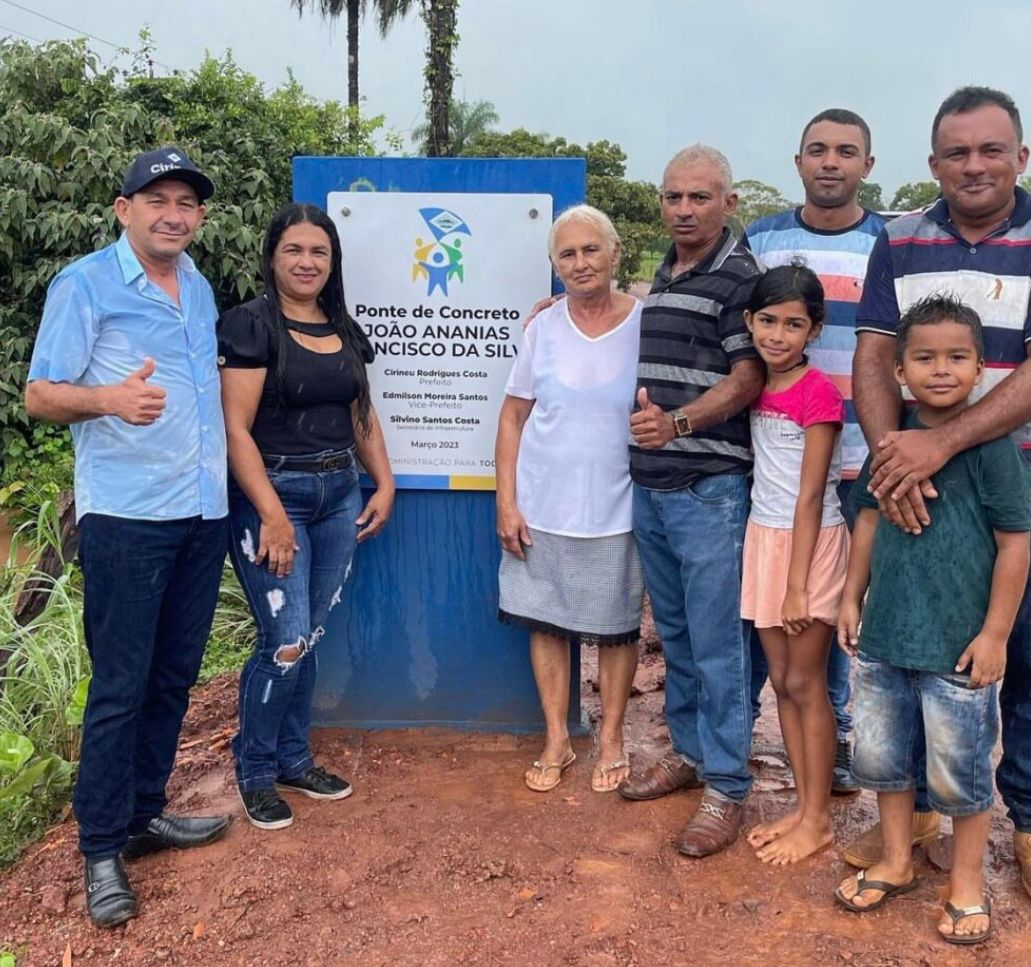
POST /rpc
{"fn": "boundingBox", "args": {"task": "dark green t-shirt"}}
[855,409,1031,673]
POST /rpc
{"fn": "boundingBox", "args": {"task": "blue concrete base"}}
[312,489,584,734]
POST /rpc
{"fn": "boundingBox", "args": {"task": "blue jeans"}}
[75,513,228,858]
[228,465,361,793]
[633,475,752,802]
[852,655,998,817]
[748,479,855,739]
[999,567,1031,832]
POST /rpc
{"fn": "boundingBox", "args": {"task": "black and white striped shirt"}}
[630,228,761,490]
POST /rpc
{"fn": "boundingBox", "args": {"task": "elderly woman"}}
[218,203,394,830]
[496,204,644,793]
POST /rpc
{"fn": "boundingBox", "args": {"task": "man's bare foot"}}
[747,808,802,848]
[835,860,914,909]
[757,818,833,865]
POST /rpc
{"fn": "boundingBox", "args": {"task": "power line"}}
[0,0,178,72]
[0,20,44,43]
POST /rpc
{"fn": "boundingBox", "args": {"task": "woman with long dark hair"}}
[218,203,393,830]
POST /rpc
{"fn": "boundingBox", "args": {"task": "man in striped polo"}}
[851,86,1031,896]
[618,145,765,858]
[746,109,883,800]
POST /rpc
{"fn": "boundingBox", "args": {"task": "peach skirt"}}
[740,519,850,629]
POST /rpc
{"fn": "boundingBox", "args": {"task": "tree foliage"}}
[857,181,885,211]
[889,180,939,212]
[732,179,795,233]
[460,129,661,289]
[0,38,394,463]
[413,98,498,155]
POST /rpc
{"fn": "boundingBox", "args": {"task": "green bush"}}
[0,37,395,464]
[0,731,74,867]
[0,424,74,530]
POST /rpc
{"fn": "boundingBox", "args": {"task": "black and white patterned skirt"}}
[498,527,644,646]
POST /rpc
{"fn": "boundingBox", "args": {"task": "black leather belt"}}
[262,450,355,473]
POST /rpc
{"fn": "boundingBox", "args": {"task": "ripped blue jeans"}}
[228,464,361,792]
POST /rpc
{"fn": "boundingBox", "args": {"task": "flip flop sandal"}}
[591,758,630,793]
[524,751,576,792]
[940,899,991,946]
[833,869,920,912]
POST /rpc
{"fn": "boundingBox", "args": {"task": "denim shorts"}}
[852,653,999,816]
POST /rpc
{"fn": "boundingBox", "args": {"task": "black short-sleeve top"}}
[217,296,365,457]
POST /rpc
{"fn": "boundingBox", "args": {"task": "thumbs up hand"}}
[107,357,167,425]
[630,386,676,449]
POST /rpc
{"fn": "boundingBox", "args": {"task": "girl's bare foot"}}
[747,808,803,848]
[757,817,833,865]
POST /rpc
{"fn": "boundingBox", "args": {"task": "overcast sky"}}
[6,0,1031,200]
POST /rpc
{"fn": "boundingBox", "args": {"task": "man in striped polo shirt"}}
[746,109,884,798]
[618,145,765,858]
[851,86,1031,897]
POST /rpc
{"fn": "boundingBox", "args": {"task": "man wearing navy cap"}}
[26,147,232,928]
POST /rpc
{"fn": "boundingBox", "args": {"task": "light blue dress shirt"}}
[28,232,228,522]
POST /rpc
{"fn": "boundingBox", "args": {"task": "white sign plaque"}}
[330,191,553,489]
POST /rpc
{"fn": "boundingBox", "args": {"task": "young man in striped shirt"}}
[746,109,883,800]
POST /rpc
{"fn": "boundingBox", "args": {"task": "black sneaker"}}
[831,739,861,795]
[276,766,353,801]
[239,787,294,829]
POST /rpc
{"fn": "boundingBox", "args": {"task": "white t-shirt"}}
[749,367,844,529]
[505,298,642,537]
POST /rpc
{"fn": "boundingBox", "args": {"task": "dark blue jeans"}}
[633,475,753,802]
[999,568,1031,832]
[228,465,361,793]
[75,513,228,858]
[748,479,855,739]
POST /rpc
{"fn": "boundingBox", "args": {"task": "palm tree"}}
[290,0,415,110]
[420,0,459,157]
[412,98,498,156]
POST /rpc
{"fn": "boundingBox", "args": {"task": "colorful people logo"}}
[412,207,472,296]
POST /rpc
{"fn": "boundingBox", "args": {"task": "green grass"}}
[634,244,667,284]
[0,504,85,868]
[199,564,254,681]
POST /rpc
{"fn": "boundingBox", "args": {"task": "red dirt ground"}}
[3,622,1030,966]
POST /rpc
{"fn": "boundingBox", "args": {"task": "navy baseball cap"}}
[120,146,215,202]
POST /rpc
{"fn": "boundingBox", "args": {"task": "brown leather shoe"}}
[676,792,744,857]
[841,811,941,869]
[1015,831,1031,898]
[617,752,702,801]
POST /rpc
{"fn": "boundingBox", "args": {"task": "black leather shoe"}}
[122,813,233,860]
[84,856,137,928]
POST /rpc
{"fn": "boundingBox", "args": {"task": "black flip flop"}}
[833,869,920,912]
[940,899,991,946]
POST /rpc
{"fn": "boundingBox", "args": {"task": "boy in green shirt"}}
[833,294,1031,946]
